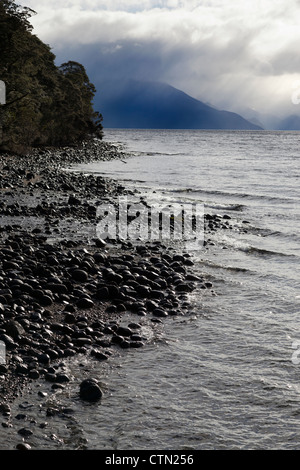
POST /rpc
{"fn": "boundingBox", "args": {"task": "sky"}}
[18,0,300,120]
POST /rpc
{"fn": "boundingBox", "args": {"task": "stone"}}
[0,365,8,374]
[153,308,168,317]
[37,353,50,365]
[0,403,11,415]
[18,428,33,437]
[45,373,57,383]
[90,349,109,360]
[29,370,40,379]
[5,320,25,339]
[130,341,144,348]
[68,195,81,205]
[0,334,16,349]
[16,364,29,375]
[77,297,94,309]
[115,326,132,337]
[96,286,109,300]
[16,443,31,451]
[79,378,103,402]
[71,269,89,283]
[55,373,70,383]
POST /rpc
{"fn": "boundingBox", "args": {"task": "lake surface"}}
[1,129,300,450]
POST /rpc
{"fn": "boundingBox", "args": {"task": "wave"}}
[205,203,245,212]
[138,151,184,157]
[211,230,299,260]
[197,259,252,274]
[241,245,298,258]
[168,187,296,204]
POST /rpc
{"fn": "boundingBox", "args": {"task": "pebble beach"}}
[0,138,217,449]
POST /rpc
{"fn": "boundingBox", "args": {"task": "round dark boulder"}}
[96,286,109,300]
[0,364,8,374]
[71,269,89,283]
[5,320,25,339]
[18,428,33,437]
[39,294,53,307]
[77,297,94,309]
[55,373,70,384]
[153,308,168,317]
[116,326,132,337]
[0,333,16,349]
[16,442,31,451]
[79,378,103,402]
[90,349,109,360]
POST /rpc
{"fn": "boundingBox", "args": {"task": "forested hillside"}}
[0,0,103,154]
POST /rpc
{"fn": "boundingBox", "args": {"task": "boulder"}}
[79,378,103,402]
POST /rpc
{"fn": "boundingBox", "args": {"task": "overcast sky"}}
[18,0,300,118]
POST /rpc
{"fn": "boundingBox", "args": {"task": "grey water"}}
[1,129,300,450]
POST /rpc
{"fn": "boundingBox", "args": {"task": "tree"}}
[0,1,103,153]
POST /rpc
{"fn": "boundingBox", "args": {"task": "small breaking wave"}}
[168,187,296,204]
[205,203,245,212]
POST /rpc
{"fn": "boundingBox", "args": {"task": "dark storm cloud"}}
[18,0,300,116]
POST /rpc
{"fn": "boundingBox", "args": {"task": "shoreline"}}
[0,137,210,449]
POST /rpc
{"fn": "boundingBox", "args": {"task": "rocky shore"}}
[0,137,222,448]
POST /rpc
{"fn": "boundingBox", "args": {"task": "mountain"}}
[276,114,300,130]
[93,80,263,130]
[232,106,286,130]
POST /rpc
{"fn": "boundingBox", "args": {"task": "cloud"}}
[18,0,300,117]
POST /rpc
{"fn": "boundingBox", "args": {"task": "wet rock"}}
[74,337,92,346]
[55,373,70,383]
[39,294,53,307]
[28,370,40,380]
[79,378,103,402]
[16,443,31,451]
[18,428,33,437]
[0,403,11,416]
[128,322,141,330]
[45,372,57,383]
[111,335,124,345]
[149,290,164,300]
[153,308,168,317]
[90,349,109,360]
[71,269,89,283]
[130,341,144,348]
[68,195,81,205]
[15,413,27,420]
[175,282,193,293]
[37,353,50,365]
[15,364,29,375]
[0,334,16,350]
[96,286,109,300]
[77,297,94,309]
[0,361,7,373]
[115,326,132,337]
[4,320,25,339]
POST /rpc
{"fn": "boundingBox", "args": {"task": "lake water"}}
[2,129,300,450]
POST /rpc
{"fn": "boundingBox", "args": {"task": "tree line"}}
[0,0,103,154]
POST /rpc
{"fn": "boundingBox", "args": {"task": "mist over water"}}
[2,130,299,450]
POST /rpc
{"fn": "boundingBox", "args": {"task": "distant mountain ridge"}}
[276,114,300,130]
[94,79,263,130]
